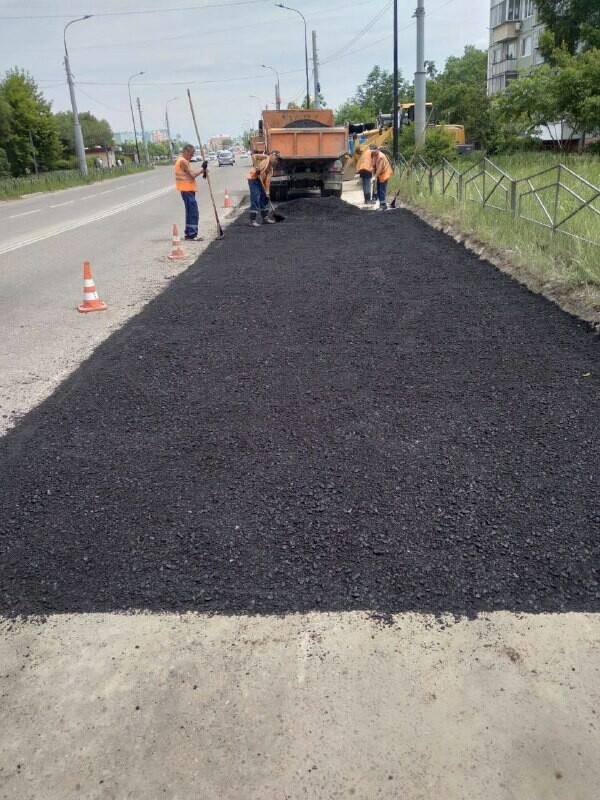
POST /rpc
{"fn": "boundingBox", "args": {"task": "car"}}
[217,150,235,167]
[208,152,217,161]
[239,151,249,159]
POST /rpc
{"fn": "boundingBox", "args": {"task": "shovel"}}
[259,176,285,223]
[187,89,225,239]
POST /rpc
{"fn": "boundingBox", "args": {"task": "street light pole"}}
[127,71,144,164]
[64,15,92,175]
[414,0,427,144]
[137,97,150,165]
[275,4,310,110]
[261,64,281,110]
[165,97,178,161]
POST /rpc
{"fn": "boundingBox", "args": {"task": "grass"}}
[390,151,600,319]
[0,164,153,201]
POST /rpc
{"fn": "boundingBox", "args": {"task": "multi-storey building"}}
[487,0,545,94]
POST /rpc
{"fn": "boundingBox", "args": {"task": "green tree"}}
[428,46,491,144]
[0,69,61,175]
[496,46,600,150]
[334,65,411,124]
[54,110,114,153]
[535,0,600,56]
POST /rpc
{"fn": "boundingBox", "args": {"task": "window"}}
[507,0,521,20]
[520,35,532,57]
[491,2,506,27]
[524,0,535,17]
[492,45,503,64]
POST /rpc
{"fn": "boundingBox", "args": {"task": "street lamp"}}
[127,71,144,164]
[275,3,310,110]
[261,64,281,111]
[165,97,178,161]
[64,15,92,175]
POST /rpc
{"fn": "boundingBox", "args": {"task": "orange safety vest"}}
[247,161,272,192]
[174,156,197,192]
[372,150,393,182]
[357,148,373,174]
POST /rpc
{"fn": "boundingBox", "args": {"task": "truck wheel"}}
[321,188,331,198]
[332,187,343,198]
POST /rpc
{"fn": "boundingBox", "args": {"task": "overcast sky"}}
[0,0,489,141]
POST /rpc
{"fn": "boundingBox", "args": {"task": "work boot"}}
[249,211,260,227]
[261,209,276,224]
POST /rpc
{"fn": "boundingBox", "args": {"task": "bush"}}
[397,124,456,163]
[0,147,11,178]
[585,140,600,156]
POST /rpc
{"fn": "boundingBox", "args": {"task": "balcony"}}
[492,21,520,43]
[490,57,517,76]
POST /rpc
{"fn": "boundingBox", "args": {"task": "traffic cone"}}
[78,261,108,313]
[167,224,186,260]
[223,188,232,208]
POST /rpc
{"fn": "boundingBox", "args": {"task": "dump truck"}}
[251,109,348,201]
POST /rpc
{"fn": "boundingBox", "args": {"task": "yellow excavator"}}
[345,103,472,176]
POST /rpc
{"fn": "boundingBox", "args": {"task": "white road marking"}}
[80,195,96,200]
[0,186,173,257]
[7,209,41,219]
[99,190,114,195]
[49,200,75,208]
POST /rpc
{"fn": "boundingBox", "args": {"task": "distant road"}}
[0,161,249,433]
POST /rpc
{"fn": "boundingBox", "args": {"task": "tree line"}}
[334,1,599,155]
[0,68,116,178]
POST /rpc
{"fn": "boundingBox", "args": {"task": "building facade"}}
[487,0,545,94]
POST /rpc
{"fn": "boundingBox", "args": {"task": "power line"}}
[0,0,272,20]
[322,0,393,64]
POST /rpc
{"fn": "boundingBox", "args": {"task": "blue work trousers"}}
[180,191,199,238]
[376,178,389,209]
[359,171,373,201]
[248,179,269,211]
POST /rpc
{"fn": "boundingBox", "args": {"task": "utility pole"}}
[28,129,39,176]
[393,0,399,162]
[64,16,92,176]
[414,0,426,145]
[165,97,178,161]
[312,30,321,110]
[137,96,150,165]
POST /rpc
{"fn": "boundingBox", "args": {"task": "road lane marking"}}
[99,190,114,195]
[80,194,96,200]
[7,209,41,219]
[0,186,173,257]
[50,200,75,208]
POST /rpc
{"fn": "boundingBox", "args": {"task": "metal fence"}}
[0,166,149,197]
[396,155,600,248]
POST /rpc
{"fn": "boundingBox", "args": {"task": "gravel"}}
[1,198,598,618]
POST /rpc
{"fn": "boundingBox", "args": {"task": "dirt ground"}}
[1,196,598,798]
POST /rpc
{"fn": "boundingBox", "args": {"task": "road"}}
[1,187,598,800]
[0,161,249,434]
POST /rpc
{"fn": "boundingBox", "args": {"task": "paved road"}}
[0,193,598,799]
[0,161,249,433]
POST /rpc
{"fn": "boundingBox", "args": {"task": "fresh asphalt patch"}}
[1,198,598,618]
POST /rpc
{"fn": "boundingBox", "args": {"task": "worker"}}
[371,146,393,210]
[356,145,375,205]
[174,144,208,241]
[247,150,279,227]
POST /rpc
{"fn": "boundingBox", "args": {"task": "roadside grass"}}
[0,164,153,201]
[390,152,600,318]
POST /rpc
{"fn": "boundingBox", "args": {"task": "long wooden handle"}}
[187,89,224,239]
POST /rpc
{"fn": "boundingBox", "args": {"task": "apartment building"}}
[487,0,545,94]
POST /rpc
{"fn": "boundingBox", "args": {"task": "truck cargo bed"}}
[268,127,348,160]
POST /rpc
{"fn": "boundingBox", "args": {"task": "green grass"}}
[390,151,600,316]
[0,164,153,201]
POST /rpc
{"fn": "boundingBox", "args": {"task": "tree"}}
[535,0,600,56]
[428,46,491,144]
[496,46,600,150]
[0,69,61,175]
[334,65,411,124]
[54,110,114,154]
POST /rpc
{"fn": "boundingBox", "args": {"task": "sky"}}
[0,0,490,142]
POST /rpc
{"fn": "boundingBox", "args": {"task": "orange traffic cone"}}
[167,224,186,260]
[223,188,232,208]
[78,261,108,313]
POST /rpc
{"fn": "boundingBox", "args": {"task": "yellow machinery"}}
[347,103,470,173]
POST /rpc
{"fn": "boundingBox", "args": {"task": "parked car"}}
[217,150,235,166]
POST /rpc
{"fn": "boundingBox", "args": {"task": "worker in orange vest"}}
[371,146,393,210]
[247,150,280,227]
[356,146,375,205]
[174,144,208,240]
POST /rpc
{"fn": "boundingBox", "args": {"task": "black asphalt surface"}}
[1,198,598,618]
